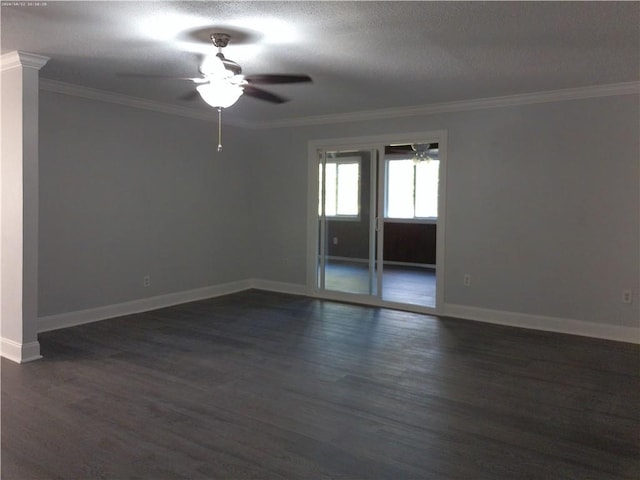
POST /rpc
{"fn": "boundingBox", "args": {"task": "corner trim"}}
[442,303,640,344]
[250,279,307,296]
[38,280,251,333]
[0,338,42,363]
[1,51,50,72]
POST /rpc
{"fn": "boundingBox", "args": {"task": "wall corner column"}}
[1,51,49,363]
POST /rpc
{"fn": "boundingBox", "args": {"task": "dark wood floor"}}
[2,290,638,479]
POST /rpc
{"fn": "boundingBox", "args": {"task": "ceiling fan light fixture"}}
[200,54,229,78]
[196,82,244,109]
[412,143,435,163]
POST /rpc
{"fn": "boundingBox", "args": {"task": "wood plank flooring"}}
[2,290,638,479]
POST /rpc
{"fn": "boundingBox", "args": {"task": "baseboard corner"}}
[250,279,308,296]
[1,338,42,363]
[38,279,253,333]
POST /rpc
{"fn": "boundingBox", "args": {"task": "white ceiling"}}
[2,1,638,125]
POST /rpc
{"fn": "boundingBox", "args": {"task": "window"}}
[386,159,439,218]
[319,159,360,217]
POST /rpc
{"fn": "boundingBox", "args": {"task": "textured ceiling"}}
[2,1,639,124]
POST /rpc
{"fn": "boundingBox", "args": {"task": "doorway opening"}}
[308,131,447,313]
[381,142,439,306]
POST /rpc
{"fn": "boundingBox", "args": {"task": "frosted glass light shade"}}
[196,82,243,109]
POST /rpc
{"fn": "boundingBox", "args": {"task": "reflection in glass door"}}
[318,148,377,296]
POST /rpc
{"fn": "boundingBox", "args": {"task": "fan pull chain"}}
[217,107,223,152]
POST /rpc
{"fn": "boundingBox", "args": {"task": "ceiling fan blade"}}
[242,85,289,104]
[385,145,413,155]
[385,143,440,155]
[244,74,312,85]
[179,90,200,101]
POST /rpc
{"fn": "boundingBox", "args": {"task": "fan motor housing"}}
[211,33,231,48]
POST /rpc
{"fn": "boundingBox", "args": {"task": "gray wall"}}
[249,95,639,328]
[38,92,252,316]
[38,90,639,330]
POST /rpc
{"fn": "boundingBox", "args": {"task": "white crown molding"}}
[1,51,50,72]
[251,81,640,129]
[36,78,639,130]
[39,78,252,127]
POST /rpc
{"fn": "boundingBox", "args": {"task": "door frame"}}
[306,130,448,315]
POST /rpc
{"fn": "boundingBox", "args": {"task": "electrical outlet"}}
[463,274,471,287]
[333,237,338,245]
[143,275,151,287]
[622,289,632,304]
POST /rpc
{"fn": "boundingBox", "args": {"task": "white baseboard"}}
[37,279,306,334]
[38,280,252,333]
[442,303,640,344]
[250,279,308,296]
[1,338,42,363]
[35,279,639,345]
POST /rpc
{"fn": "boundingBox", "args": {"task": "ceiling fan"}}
[191,33,312,108]
[123,33,312,151]
[199,33,312,151]
[385,143,439,162]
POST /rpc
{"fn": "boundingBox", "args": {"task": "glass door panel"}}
[318,148,377,296]
[380,143,439,307]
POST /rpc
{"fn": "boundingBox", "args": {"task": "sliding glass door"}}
[311,132,446,312]
[317,148,377,295]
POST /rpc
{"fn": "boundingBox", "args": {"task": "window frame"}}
[384,156,439,220]
[319,156,361,220]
